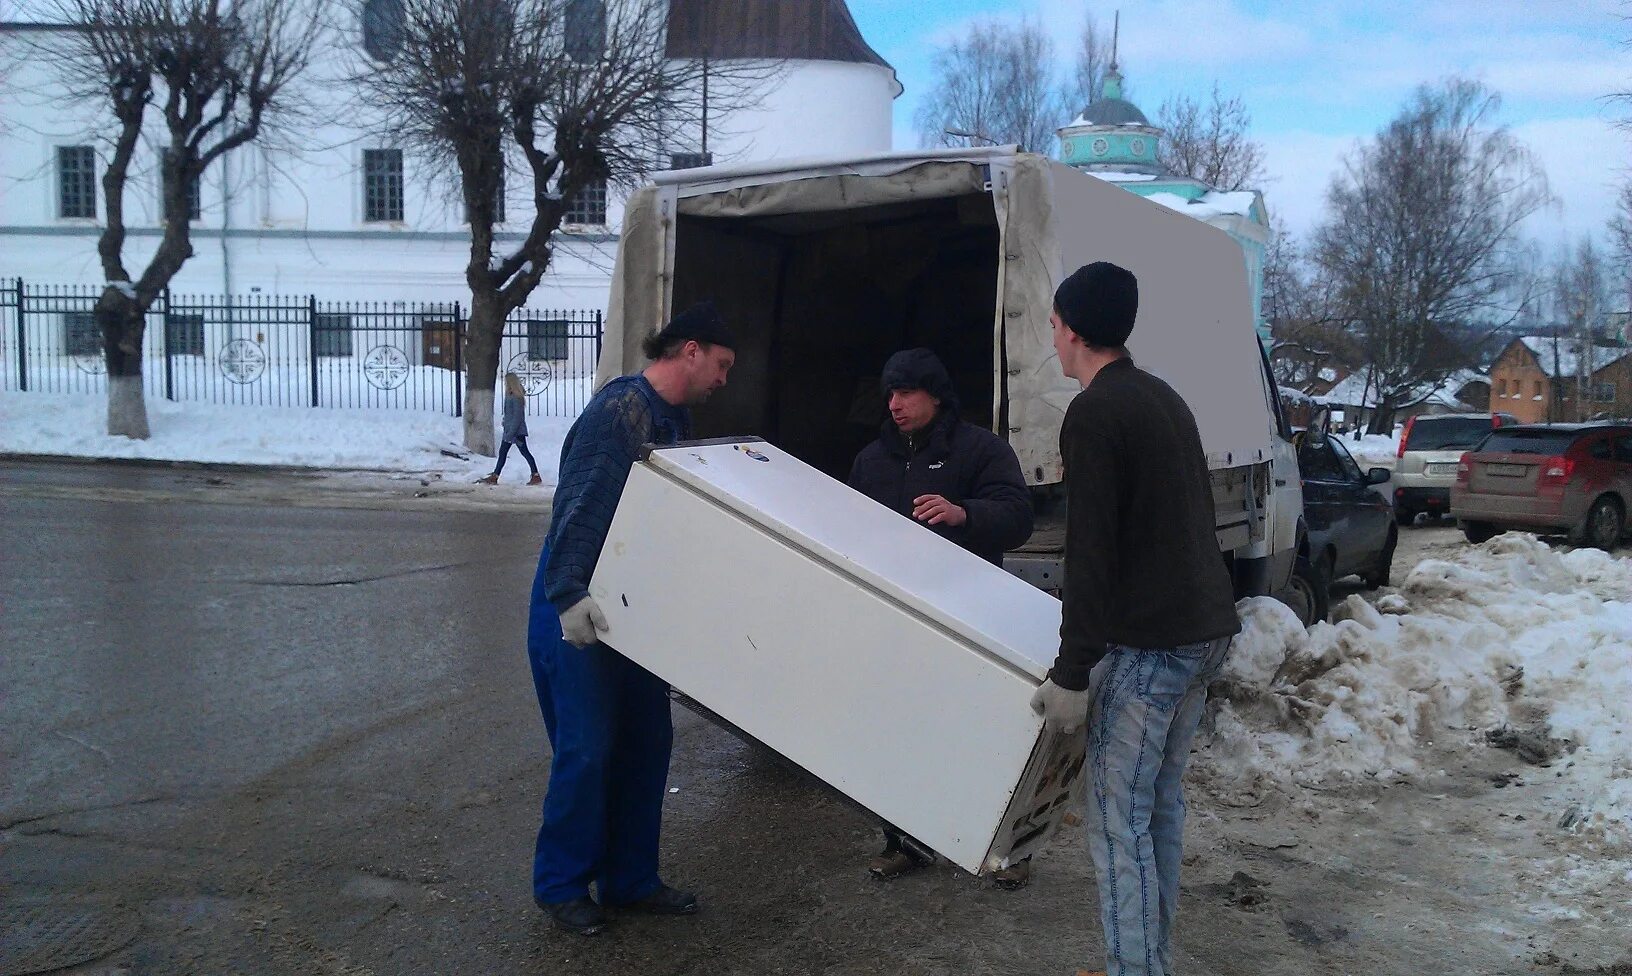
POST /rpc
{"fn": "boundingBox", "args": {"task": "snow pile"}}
[0,389,573,481]
[1203,536,1632,846]
[1143,190,1257,221]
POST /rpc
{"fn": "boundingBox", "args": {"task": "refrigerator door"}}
[589,438,1077,873]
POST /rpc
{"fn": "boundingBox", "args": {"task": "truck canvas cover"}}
[600,147,1275,486]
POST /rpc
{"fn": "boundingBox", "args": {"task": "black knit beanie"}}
[879,348,956,406]
[657,301,737,350]
[1053,262,1139,347]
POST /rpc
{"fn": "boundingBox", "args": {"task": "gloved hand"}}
[560,596,609,649]
[1030,677,1091,735]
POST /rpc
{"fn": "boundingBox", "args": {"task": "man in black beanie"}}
[1029,262,1240,976]
[847,347,1035,885]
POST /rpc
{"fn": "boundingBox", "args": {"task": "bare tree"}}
[39,0,318,438]
[1550,238,1609,420]
[915,19,1058,153]
[1608,179,1632,315]
[356,0,769,455]
[1156,83,1267,191]
[1059,10,1113,119]
[1312,79,1551,434]
[1264,221,1354,392]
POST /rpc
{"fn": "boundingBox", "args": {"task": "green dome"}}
[1078,98,1148,127]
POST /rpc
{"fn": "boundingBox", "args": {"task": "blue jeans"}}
[1088,637,1232,976]
[527,549,674,905]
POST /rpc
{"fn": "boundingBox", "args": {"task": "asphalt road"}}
[2,461,1624,976]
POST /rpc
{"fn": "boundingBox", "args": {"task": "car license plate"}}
[1485,463,1526,477]
[1427,462,1458,475]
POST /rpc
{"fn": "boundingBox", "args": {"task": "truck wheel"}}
[1394,506,1416,527]
[1362,526,1397,590]
[1280,553,1330,626]
[1461,520,1500,545]
[1570,496,1624,552]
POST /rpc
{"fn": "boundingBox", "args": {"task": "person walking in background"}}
[480,372,541,485]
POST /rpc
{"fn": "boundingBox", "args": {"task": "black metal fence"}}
[0,279,603,418]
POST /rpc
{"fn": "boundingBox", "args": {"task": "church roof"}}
[1076,97,1149,127]
[665,0,894,73]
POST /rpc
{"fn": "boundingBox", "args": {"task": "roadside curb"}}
[0,452,425,478]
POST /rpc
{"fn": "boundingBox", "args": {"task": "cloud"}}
[1513,117,1630,246]
[1255,118,1630,248]
[864,0,1628,250]
[1032,0,1314,70]
[1256,130,1361,240]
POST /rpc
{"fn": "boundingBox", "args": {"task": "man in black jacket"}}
[848,348,1033,566]
[1029,263,1240,976]
[848,347,1035,885]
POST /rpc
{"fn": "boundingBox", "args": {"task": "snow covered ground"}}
[0,389,573,485]
[1203,534,1632,911]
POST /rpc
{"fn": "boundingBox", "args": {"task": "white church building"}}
[0,0,901,312]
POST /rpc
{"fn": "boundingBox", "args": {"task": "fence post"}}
[593,309,603,364]
[308,295,320,408]
[15,279,27,392]
[162,287,176,401]
[453,301,463,418]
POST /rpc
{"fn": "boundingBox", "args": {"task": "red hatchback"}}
[1452,423,1632,550]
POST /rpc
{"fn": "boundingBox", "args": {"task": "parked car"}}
[1283,430,1398,622]
[1393,412,1519,525]
[1453,423,1632,551]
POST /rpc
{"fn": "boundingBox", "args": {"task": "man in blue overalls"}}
[527,302,737,935]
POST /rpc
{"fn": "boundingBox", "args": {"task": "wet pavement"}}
[1,460,1625,975]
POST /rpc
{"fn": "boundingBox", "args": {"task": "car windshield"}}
[1475,429,1580,455]
[1407,418,1492,451]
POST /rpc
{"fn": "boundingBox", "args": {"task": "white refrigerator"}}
[589,438,1082,875]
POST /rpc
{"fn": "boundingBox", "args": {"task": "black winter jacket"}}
[1050,358,1241,691]
[847,411,1034,565]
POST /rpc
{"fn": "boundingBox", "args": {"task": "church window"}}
[362,0,405,62]
[565,0,606,63]
[563,179,606,226]
[670,152,713,170]
[64,312,100,356]
[363,149,404,222]
[58,146,97,219]
[1091,137,1109,156]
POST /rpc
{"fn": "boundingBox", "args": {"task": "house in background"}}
[0,0,900,311]
[1318,369,1492,431]
[1489,336,1632,423]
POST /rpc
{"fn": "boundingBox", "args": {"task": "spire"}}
[1103,11,1124,101]
[1111,10,1120,71]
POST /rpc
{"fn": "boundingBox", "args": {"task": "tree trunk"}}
[462,292,504,456]
[99,290,150,439]
[1368,400,1396,436]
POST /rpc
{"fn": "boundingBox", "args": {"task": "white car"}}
[1392,412,1518,525]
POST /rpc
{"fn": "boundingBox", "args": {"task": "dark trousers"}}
[495,437,539,477]
[526,548,673,905]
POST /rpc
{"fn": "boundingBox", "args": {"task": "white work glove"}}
[560,596,608,649]
[1030,678,1091,736]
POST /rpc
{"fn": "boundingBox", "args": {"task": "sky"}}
[846,0,1631,253]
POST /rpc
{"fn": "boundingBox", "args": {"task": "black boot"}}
[608,884,698,916]
[537,895,607,935]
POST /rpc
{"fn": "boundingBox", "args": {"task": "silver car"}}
[1392,412,1518,525]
